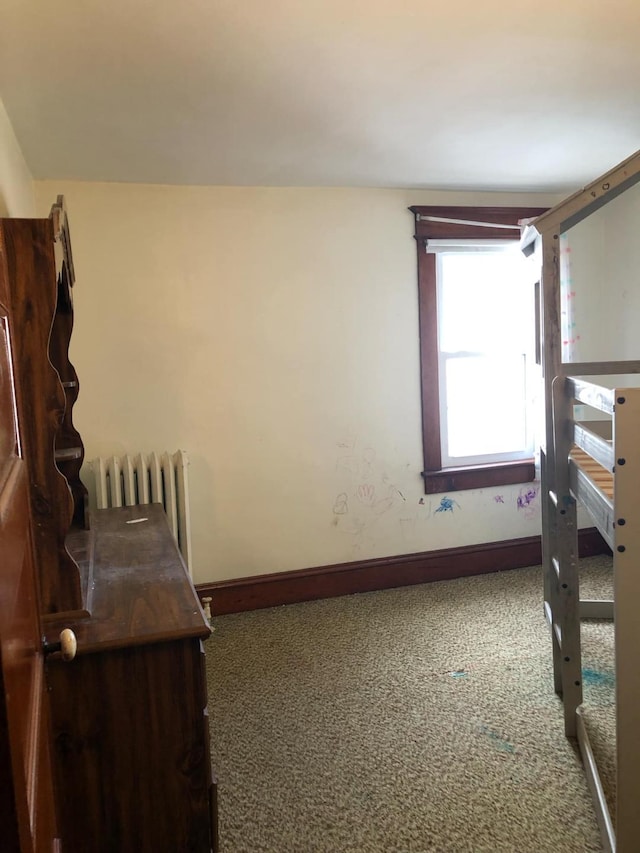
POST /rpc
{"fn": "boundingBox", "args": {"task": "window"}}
[410,206,548,494]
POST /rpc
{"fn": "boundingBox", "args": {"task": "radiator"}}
[90,450,193,575]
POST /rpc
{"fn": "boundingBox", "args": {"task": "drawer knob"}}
[59,628,77,661]
[44,628,78,661]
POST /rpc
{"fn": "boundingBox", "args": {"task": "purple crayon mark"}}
[517,487,538,510]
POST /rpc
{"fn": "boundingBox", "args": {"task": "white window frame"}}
[428,239,535,468]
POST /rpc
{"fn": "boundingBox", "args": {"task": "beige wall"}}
[0,97,34,217]
[566,181,640,362]
[36,181,560,584]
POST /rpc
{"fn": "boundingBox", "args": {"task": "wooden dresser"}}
[0,199,217,852]
[46,505,215,853]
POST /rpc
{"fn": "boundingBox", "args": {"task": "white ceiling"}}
[1,0,639,192]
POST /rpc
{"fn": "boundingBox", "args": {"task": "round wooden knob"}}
[59,628,77,662]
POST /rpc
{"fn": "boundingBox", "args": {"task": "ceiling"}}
[1,0,639,192]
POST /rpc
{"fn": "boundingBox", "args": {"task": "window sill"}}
[422,460,535,495]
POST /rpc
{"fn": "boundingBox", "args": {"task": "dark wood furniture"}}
[0,200,216,852]
[46,505,215,853]
[0,213,61,853]
[2,202,85,617]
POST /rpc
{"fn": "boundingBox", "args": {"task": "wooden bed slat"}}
[572,422,613,473]
[569,448,614,500]
[568,454,614,549]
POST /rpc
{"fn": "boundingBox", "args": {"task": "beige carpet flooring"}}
[206,556,615,853]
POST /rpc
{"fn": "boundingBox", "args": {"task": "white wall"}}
[566,181,640,362]
[0,97,34,217]
[35,181,560,584]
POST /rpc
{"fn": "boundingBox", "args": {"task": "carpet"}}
[206,556,614,852]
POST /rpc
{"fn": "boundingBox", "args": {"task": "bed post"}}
[612,388,640,848]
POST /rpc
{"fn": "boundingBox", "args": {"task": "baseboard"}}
[196,527,610,616]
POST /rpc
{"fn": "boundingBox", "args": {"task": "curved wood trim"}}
[48,201,88,530]
[2,218,82,614]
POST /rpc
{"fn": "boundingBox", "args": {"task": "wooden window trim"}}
[410,205,548,495]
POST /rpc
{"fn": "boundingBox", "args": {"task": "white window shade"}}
[432,241,534,467]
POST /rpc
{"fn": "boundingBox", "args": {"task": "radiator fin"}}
[90,450,192,575]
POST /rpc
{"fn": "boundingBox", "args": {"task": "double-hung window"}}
[410,206,547,494]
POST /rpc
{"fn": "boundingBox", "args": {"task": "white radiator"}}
[90,450,192,575]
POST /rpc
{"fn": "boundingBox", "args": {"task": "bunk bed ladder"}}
[541,449,563,697]
[537,235,584,738]
[550,377,582,737]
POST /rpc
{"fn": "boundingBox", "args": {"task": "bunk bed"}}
[521,149,640,853]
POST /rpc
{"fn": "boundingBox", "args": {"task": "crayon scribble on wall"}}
[435,496,459,514]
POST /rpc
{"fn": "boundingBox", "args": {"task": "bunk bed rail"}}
[572,422,612,473]
[560,359,640,376]
[554,373,640,548]
[551,371,640,851]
